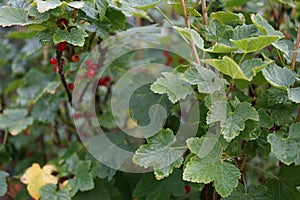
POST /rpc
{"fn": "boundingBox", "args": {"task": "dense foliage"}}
[0,0,300,199]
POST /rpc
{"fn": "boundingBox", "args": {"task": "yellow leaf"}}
[20,163,58,200]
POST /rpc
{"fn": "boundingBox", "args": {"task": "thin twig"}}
[296,107,300,122]
[201,0,208,25]
[3,129,8,145]
[56,50,72,105]
[0,94,5,114]
[240,154,247,172]
[226,82,234,97]
[136,17,143,60]
[180,0,200,64]
[291,24,300,70]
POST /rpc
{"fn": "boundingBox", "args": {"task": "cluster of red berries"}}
[162,50,185,66]
[50,40,81,92]
[85,59,97,77]
[84,59,112,87]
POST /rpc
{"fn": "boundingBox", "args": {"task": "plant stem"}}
[171,146,188,150]
[239,53,247,65]
[156,6,175,26]
[3,129,8,145]
[56,50,72,105]
[201,0,208,25]
[226,81,234,97]
[240,154,247,172]
[296,107,300,122]
[136,17,143,60]
[180,0,200,64]
[291,24,300,70]
[242,175,247,194]
[246,163,279,180]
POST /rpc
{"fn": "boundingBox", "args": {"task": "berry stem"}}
[201,0,208,25]
[56,50,72,105]
[180,0,200,64]
[291,24,300,70]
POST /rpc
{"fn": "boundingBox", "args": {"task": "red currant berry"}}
[85,59,93,66]
[71,55,80,62]
[89,63,98,69]
[162,50,169,57]
[184,185,191,193]
[98,78,108,87]
[87,69,95,77]
[68,83,74,91]
[50,57,57,65]
[103,75,111,83]
[57,18,69,29]
[56,42,67,52]
[53,65,59,73]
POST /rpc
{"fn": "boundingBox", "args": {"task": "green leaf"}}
[287,87,300,103]
[203,56,250,80]
[205,43,237,53]
[183,137,240,197]
[67,1,84,9]
[73,178,121,200]
[0,109,33,136]
[267,122,300,165]
[207,101,259,141]
[257,108,273,128]
[211,11,245,25]
[68,160,94,196]
[5,30,38,39]
[183,64,227,94]
[129,83,171,126]
[233,24,258,40]
[238,121,261,141]
[262,64,296,88]
[36,0,63,13]
[224,184,270,200]
[266,165,300,200]
[0,7,31,27]
[173,26,204,49]
[133,169,185,199]
[222,102,259,141]
[168,2,201,17]
[53,28,88,47]
[32,95,64,123]
[199,20,233,42]
[230,35,280,53]
[95,0,108,19]
[186,136,223,163]
[240,59,271,80]
[250,13,284,38]
[106,7,126,31]
[39,184,71,200]
[0,170,9,197]
[0,6,49,27]
[133,129,183,180]
[121,0,160,9]
[150,72,193,104]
